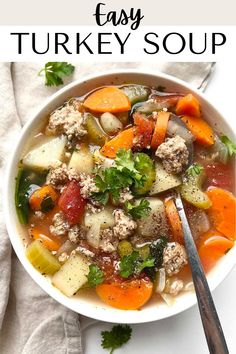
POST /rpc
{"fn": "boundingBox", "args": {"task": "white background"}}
[81,63,236,354]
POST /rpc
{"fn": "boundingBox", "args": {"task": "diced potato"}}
[23,136,66,170]
[137,197,168,237]
[84,206,115,230]
[86,223,101,248]
[150,162,181,195]
[68,146,94,174]
[52,253,90,297]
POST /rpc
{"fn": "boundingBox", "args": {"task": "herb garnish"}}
[220,135,236,157]
[187,163,204,177]
[119,251,155,278]
[125,199,151,220]
[101,325,132,354]
[38,62,75,86]
[87,264,104,287]
[144,237,168,281]
[92,149,151,205]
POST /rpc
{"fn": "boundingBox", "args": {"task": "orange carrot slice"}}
[83,87,131,113]
[29,185,58,211]
[165,199,183,244]
[181,115,214,146]
[30,227,62,251]
[150,111,170,149]
[100,127,134,158]
[176,94,201,118]
[206,188,236,240]
[96,278,153,310]
[198,230,234,272]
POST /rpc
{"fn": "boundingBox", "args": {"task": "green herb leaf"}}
[87,264,104,287]
[145,237,168,280]
[101,325,132,354]
[187,163,204,177]
[119,250,155,278]
[40,195,55,213]
[125,199,151,220]
[220,135,236,157]
[38,62,75,86]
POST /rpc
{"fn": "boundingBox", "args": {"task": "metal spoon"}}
[174,194,229,354]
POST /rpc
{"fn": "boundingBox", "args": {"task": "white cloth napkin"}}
[0,62,215,354]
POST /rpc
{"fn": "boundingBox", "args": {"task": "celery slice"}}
[26,240,61,275]
[86,113,107,146]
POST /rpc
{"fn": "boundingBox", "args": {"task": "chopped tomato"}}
[204,162,234,190]
[133,113,154,149]
[58,180,86,225]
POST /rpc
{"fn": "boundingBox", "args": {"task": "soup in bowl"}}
[4,71,236,323]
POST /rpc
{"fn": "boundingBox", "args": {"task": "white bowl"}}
[4,70,236,324]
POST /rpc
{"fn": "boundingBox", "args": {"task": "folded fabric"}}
[0,62,215,354]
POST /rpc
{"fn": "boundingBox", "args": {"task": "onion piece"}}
[155,268,166,293]
[188,210,210,239]
[198,134,228,165]
[184,282,195,292]
[57,240,74,257]
[160,293,176,307]
[86,223,101,248]
[167,115,194,144]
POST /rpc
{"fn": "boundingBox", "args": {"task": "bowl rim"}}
[4,68,236,324]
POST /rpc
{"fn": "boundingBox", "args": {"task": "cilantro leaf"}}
[87,264,104,287]
[101,325,132,354]
[119,251,155,278]
[220,135,236,157]
[125,199,151,220]
[38,62,75,86]
[187,163,204,177]
[145,237,168,280]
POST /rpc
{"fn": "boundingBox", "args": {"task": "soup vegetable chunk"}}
[15,85,236,310]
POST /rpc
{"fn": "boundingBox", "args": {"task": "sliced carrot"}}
[83,87,131,113]
[176,94,201,118]
[181,115,214,146]
[30,226,62,251]
[206,188,236,240]
[96,278,153,310]
[150,111,170,149]
[165,199,183,244]
[100,127,134,158]
[198,230,234,272]
[29,185,58,211]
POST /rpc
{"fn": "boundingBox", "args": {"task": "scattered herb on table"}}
[38,62,75,86]
[101,324,132,354]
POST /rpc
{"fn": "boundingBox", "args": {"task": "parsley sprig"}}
[119,251,155,278]
[92,149,150,205]
[87,264,104,287]
[125,199,151,220]
[187,163,204,177]
[101,325,132,354]
[38,62,75,86]
[220,135,236,157]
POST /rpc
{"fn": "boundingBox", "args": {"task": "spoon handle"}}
[175,196,229,354]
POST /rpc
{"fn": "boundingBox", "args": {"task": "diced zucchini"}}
[84,206,115,230]
[68,146,94,174]
[150,162,182,195]
[23,136,66,170]
[26,240,61,275]
[179,171,212,209]
[121,85,150,105]
[137,198,168,237]
[15,168,47,224]
[52,253,90,297]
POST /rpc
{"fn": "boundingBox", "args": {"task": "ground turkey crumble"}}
[46,102,87,142]
[68,225,86,244]
[46,164,79,190]
[155,135,189,174]
[99,228,118,253]
[79,173,99,199]
[118,188,133,204]
[162,242,188,276]
[166,278,184,296]
[113,209,137,240]
[49,212,70,236]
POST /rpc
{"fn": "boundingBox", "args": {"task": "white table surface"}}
[81,62,236,354]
